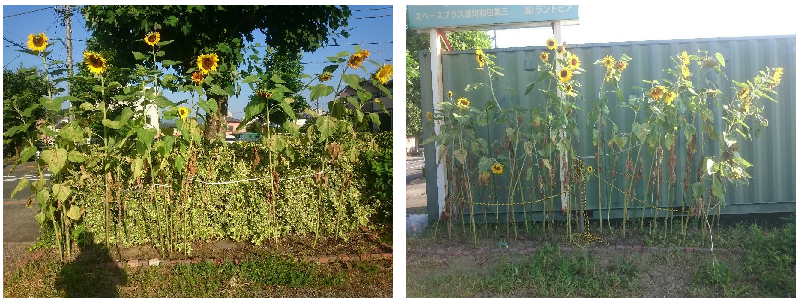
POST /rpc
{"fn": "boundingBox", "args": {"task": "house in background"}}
[226,117,243,136]
[338,80,392,132]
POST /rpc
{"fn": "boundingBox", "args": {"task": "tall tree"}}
[82,5,351,139]
[3,67,52,158]
[406,29,492,138]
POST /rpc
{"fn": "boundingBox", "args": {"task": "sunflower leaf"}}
[132,51,148,61]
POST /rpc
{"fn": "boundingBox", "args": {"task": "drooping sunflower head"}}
[556,45,566,57]
[197,53,219,74]
[347,50,370,69]
[476,49,486,67]
[681,65,691,79]
[491,163,504,175]
[680,51,690,66]
[191,72,203,84]
[318,72,333,82]
[546,37,557,50]
[614,60,628,72]
[27,32,49,52]
[737,86,750,100]
[373,64,393,84]
[83,51,108,75]
[602,55,615,69]
[457,97,470,110]
[664,91,676,105]
[558,68,573,83]
[177,106,189,120]
[144,32,160,47]
[587,166,593,173]
[605,68,615,82]
[568,53,581,70]
[649,85,666,100]
[540,52,549,62]
[448,91,453,98]
[426,111,433,121]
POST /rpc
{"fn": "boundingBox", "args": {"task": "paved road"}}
[406,155,424,184]
[406,155,427,215]
[3,161,44,243]
[3,161,46,202]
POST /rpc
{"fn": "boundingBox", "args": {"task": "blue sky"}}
[3,5,393,119]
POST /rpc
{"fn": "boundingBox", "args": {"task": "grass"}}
[3,254,391,297]
[407,216,795,297]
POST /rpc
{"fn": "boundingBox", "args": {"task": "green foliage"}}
[358,132,393,223]
[740,222,795,297]
[2,67,51,158]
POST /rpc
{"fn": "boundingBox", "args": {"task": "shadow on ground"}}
[54,232,127,297]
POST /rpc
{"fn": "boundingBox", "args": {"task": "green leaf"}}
[712,177,724,201]
[158,40,174,47]
[323,64,339,74]
[342,74,362,91]
[41,148,68,175]
[20,104,40,117]
[316,116,336,142]
[137,128,157,147]
[19,145,37,164]
[52,183,71,203]
[715,52,725,68]
[478,157,493,172]
[310,84,334,101]
[58,124,84,143]
[271,74,285,84]
[68,151,86,163]
[733,156,752,168]
[368,112,381,127]
[36,188,50,207]
[162,59,180,66]
[198,98,218,114]
[279,100,296,121]
[165,15,179,27]
[175,154,184,172]
[210,85,229,96]
[132,51,149,61]
[66,205,82,220]
[10,178,29,199]
[155,95,176,108]
[40,96,62,111]
[132,158,144,180]
[242,75,259,83]
[454,148,467,164]
[35,213,45,224]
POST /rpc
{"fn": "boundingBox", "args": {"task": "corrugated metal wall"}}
[422,35,795,223]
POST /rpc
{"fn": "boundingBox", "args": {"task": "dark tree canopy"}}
[3,67,52,158]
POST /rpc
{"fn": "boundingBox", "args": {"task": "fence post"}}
[429,28,447,219]
[553,21,571,215]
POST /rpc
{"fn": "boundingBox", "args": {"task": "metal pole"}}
[429,28,447,219]
[553,21,570,213]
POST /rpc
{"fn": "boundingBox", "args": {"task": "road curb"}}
[414,245,744,256]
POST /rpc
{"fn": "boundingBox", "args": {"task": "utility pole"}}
[63,5,73,96]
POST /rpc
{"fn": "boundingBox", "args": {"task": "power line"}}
[351,6,391,12]
[350,13,392,20]
[300,58,392,65]
[4,53,22,69]
[3,6,55,19]
[3,37,26,50]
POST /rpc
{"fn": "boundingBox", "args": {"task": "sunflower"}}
[680,51,690,66]
[491,162,504,175]
[426,111,433,121]
[772,67,784,85]
[587,166,593,173]
[373,63,393,84]
[374,98,383,105]
[448,91,453,98]
[614,60,628,72]
[680,65,691,79]
[605,68,615,82]
[546,37,557,50]
[649,85,666,100]
[318,72,333,82]
[737,86,750,100]
[457,97,470,110]
[568,53,581,70]
[540,52,549,62]
[191,72,203,84]
[565,83,574,94]
[664,91,676,105]
[347,50,370,69]
[602,55,615,69]
[83,51,108,75]
[27,32,48,52]
[743,98,751,114]
[197,53,219,74]
[476,49,486,67]
[556,45,566,57]
[144,32,160,47]
[558,68,572,83]
[177,106,189,120]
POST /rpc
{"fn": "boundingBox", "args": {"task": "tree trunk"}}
[204,94,229,140]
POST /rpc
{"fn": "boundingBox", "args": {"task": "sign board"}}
[408,5,579,31]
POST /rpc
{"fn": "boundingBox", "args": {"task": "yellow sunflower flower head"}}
[476,49,486,68]
[318,72,333,82]
[738,86,750,100]
[680,51,690,66]
[144,32,160,47]
[604,68,616,82]
[177,106,189,120]
[568,53,581,70]
[457,97,470,110]
[649,85,666,100]
[426,111,433,121]
[558,67,573,83]
[602,55,615,69]
[191,72,203,84]
[556,45,566,57]
[587,166,593,173]
[197,53,219,74]
[347,50,370,69]
[373,64,393,84]
[27,32,49,52]
[540,52,549,62]
[681,65,691,79]
[772,67,784,85]
[546,37,557,50]
[614,60,628,72]
[664,91,676,105]
[83,51,108,75]
[491,162,504,175]
[448,91,453,98]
